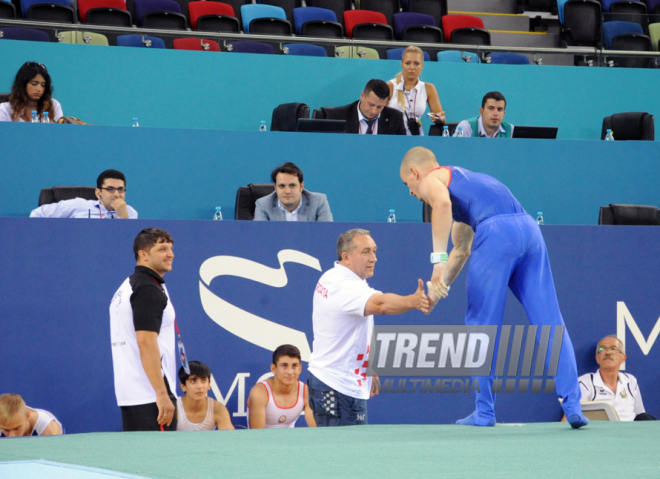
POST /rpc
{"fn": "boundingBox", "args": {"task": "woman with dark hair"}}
[0,62,63,122]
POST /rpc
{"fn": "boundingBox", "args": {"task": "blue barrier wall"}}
[2,122,660,223]
[0,219,658,433]
[0,40,658,139]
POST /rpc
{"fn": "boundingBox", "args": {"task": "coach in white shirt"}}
[578,335,652,421]
[110,228,177,431]
[30,169,138,219]
[307,228,430,426]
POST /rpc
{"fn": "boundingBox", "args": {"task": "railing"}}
[2,18,660,67]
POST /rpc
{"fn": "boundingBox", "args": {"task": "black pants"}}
[121,380,178,431]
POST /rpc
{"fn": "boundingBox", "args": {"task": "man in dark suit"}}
[254,162,333,222]
[322,79,406,135]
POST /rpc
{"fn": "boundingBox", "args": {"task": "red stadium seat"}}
[188,1,234,29]
[441,14,484,42]
[78,0,128,22]
[172,37,221,50]
[343,9,386,37]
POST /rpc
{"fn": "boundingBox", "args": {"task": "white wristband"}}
[430,252,448,264]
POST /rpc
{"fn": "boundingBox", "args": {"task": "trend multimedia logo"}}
[198,249,321,361]
[370,325,566,394]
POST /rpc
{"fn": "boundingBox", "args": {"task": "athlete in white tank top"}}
[176,396,217,431]
[260,380,306,428]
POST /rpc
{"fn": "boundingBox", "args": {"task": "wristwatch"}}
[430,252,448,264]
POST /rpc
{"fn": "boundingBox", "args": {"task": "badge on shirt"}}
[278,415,287,424]
[620,389,627,399]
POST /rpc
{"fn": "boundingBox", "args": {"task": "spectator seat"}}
[283,43,327,56]
[334,45,379,58]
[173,37,221,50]
[357,0,398,26]
[306,0,350,27]
[258,0,300,23]
[344,9,389,37]
[240,4,287,32]
[23,0,75,23]
[38,186,97,207]
[293,6,341,36]
[235,184,275,220]
[601,112,654,140]
[188,1,238,31]
[436,50,480,62]
[0,26,50,41]
[487,52,530,64]
[598,204,660,225]
[558,0,602,47]
[407,0,447,28]
[116,34,166,47]
[79,0,131,25]
[650,22,660,50]
[134,0,187,28]
[228,40,276,53]
[393,11,436,38]
[57,30,109,44]
[0,0,16,18]
[271,102,310,131]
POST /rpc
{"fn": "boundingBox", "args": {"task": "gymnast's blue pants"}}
[464,213,582,420]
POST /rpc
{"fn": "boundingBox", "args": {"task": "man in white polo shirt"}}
[307,228,430,426]
[578,335,654,421]
[110,228,177,431]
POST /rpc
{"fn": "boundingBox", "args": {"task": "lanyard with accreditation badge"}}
[151,277,190,375]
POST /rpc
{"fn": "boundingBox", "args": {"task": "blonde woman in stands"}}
[387,46,444,136]
[0,62,63,123]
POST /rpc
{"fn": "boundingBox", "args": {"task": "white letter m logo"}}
[617,301,660,370]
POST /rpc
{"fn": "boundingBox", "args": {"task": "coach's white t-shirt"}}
[578,370,645,421]
[110,278,176,406]
[308,262,380,400]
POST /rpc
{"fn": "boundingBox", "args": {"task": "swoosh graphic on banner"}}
[199,250,321,361]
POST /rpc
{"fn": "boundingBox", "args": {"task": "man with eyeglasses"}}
[578,335,654,421]
[30,169,138,219]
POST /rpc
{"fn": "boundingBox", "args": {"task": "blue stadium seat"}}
[603,20,643,48]
[228,40,276,54]
[21,0,73,20]
[0,26,50,41]
[134,0,186,28]
[283,43,328,56]
[436,50,479,62]
[240,4,286,32]
[292,6,337,34]
[487,52,530,64]
[116,34,166,48]
[393,12,436,38]
[386,47,431,61]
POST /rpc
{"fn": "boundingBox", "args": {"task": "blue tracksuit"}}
[444,166,582,420]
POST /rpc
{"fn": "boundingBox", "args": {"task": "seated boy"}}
[177,361,234,431]
[0,394,63,437]
[247,344,316,429]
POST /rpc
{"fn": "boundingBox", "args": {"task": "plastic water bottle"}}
[41,112,50,123]
[132,118,139,127]
[456,126,464,138]
[213,206,223,221]
[442,125,450,137]
[536,211,544,225]
[605,129,614,141]
[387,209,396,223]
[259,121,267,132]
[30,111,39,123]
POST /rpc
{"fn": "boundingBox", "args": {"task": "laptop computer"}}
[296,119,346,133]
[512,126,559,139]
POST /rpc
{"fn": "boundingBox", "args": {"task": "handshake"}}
[410,278,450,315]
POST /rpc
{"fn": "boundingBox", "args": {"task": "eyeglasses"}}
[99,187,126,194]
[598,346,622,354]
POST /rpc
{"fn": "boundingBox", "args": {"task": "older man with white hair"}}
[578,335,654,421]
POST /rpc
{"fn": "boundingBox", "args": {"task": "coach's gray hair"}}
[598,335,625,354]
[337,228,370,261]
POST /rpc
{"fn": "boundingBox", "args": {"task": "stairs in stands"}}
[447,0,573,65]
